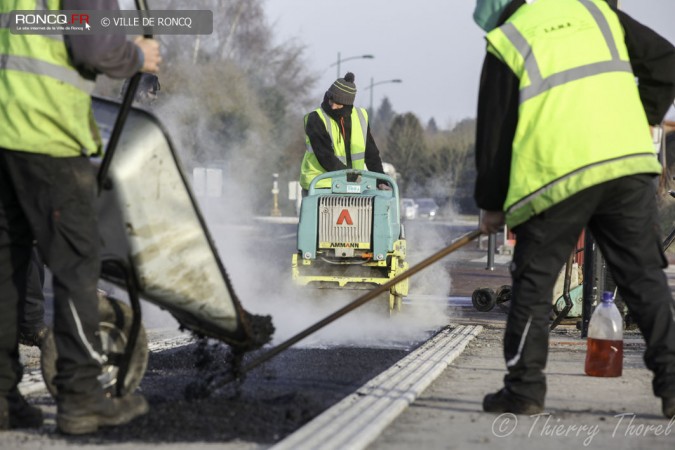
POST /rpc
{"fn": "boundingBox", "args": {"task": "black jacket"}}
[474,0,675,211]
[304,95,385,174]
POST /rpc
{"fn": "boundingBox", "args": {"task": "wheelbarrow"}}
[40,96,273,397]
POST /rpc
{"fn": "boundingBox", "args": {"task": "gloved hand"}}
[479,209,505,234]
[377,183,392,191]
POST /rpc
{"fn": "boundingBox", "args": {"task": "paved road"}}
[10,218,672,449]
[5,219,490,448]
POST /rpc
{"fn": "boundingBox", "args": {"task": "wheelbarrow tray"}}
[92,96,253,347]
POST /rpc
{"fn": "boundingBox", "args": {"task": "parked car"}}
[401,198,418,220]
[415,198,439,220]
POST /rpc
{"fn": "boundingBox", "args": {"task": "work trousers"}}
[505,174,675,403]
[19,247,46,333]
[0,148,103,397]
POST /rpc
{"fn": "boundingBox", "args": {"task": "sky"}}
[264,0,675,128]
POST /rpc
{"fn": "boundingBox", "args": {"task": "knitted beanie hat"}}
[326,72,357,105]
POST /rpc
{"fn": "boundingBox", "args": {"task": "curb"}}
[271,324,483,450]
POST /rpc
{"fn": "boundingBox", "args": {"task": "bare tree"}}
[386,113,428,193]
[118,0,319,213]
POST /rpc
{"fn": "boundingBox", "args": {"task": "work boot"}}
[483,388,544,415]
[57,392,149,435]
[663,397,675,419]
[7,389,43,429]
[18,324,49,348]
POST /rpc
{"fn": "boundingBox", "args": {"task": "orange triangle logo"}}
[336,209,353,225]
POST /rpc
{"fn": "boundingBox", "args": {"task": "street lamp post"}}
[366,78,403,114]
[331,52,375,78]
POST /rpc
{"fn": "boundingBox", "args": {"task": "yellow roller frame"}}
[291,240,408,313]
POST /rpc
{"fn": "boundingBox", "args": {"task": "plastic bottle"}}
[585,291,624,377]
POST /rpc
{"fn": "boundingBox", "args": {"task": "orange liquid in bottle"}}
[584,338,623,377]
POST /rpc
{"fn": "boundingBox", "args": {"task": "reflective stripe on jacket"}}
[300,107,368,190]
[0,0,100,157]
[486,0,660,228]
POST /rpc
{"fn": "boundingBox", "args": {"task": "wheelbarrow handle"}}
[97,0,153,192]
